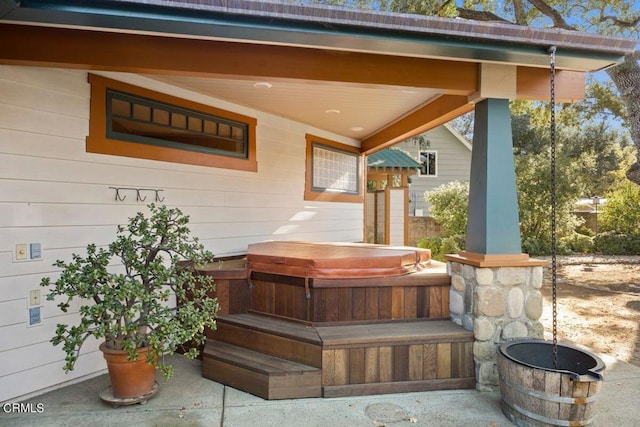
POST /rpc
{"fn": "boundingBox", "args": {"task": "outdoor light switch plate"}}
[16,244,28,261]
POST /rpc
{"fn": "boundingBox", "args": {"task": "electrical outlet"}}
[29,289,42,307]
[16,244,28,261]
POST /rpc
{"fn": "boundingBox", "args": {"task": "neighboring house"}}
[396,124,472,216]
[0,0,632,403]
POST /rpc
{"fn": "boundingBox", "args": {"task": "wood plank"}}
[334,349,349,386]
[365,288,379,320]
[378,287,392,320]
[417,286,429,318]
[349,348,365,384]
[391,287,404,319]
[429,286,444,318]
[216,314,321,343]
[364,348,380,384]
[436,343,452,379]
[325,287,341,322]
[203,342,322,399]
[379,346,394,382]
[269,369,322,400]
[338,288,353,322]
[313,266,450,288]
[316,320,474,348]
[228,279,250,314]
[323,377,476,398]
[423,344,437,379]
[351,288,366,321]
[203,356,269,398]
[408,344,423,381]
[313,288,326,322]
[322,350,336,386]
[543,370,561,421]
[203,341,317,375]
[441,285,450,317]
[394,345,409,381]
[404,287,418,319]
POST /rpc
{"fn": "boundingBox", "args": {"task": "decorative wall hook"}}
[110,187,127,201]
[155,190,165,202]
[136,189,147,202]
[110,187,165,203]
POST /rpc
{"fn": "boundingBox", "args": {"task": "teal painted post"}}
[466,98,522,254]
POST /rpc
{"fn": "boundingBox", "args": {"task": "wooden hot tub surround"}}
[200,241,475,399]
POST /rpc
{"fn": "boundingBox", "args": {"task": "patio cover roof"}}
[0,0,636,152]
[367,149,421,173]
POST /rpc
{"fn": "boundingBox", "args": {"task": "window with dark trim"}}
[87,74,257,171]
[304,134,364,203]
[419,150,437,177]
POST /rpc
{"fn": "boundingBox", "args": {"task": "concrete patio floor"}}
[3,351,640,427]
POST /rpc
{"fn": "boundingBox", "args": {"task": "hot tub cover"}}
[247,241,431,281]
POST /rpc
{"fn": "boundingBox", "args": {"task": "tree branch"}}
[457,8,512,23]
[526,0,576,30]
[600,14,640,28]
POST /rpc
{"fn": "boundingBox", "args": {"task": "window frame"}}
[419,150,438,177]
[87,74,257,171]
[304,134,364,203]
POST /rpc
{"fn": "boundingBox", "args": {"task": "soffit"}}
[146,75,441,140]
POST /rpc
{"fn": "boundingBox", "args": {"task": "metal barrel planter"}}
[497,339,605,427]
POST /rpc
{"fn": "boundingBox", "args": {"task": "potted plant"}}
[41,204,219,400]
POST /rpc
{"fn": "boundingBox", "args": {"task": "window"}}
[87,74,257,171]
[304,134,364,203]
[420,150,437,176]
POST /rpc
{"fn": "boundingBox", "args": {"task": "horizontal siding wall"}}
[0,66,363,402]
[399,127,471,216]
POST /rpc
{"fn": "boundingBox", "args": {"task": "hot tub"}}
[245,241,446,324]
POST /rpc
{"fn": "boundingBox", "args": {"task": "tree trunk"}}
[607,52,640,185]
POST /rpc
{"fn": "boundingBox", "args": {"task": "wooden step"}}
[315,320,476,397]
[202,340,322,400]
[208,313,322,367]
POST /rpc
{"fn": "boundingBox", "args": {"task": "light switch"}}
[16,244,28,260]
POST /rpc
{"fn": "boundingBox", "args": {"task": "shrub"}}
[560,233,594,254]
[595,231,640,255]
[600,180,640,233]
[417,235,464,261]
[424,181,469,236]
[417,236,443,260]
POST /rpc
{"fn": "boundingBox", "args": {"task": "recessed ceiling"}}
[146,75,442,140]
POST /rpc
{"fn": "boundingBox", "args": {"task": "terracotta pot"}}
[99,343,157,399]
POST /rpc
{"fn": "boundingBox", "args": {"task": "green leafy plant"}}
[424,180,469,236]
[41,204,219,379]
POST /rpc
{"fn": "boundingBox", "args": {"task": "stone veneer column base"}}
[445,252,547,391]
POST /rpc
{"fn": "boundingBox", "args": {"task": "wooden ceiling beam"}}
[361,95,474,154]
[0,23,477,94]
[516,67,585,102]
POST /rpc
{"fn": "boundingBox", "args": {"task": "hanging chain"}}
[549,46,558,369]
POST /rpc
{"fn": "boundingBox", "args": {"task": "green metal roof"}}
[367,149,421,171]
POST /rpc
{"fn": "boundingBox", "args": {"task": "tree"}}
[330,0,640,184]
